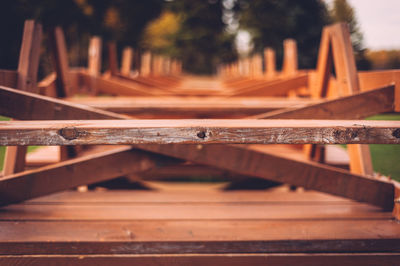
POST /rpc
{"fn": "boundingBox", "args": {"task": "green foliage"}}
[164,0,238,74]
[237,0,330,69]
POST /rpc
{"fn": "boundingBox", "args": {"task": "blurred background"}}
[1,0,399,77]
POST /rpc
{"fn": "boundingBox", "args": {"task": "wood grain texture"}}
[0,254,399,266]
[0,119,399,145]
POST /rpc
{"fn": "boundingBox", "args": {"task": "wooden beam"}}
[264,47,276,79]
[121,46,133,76]
[80,72,157,96]
[3,20,42,176]
[88,36,102,77]
[137,144,395,210]
[0,147,180,206]
[251,85,395,120]
[0,119,399,146]
[48,26,72,97]
[0,86,127,120]
[282,39,298,77]
[230,74,308,97]
[329,23,374,176]
[67,96,320,117]
[358,69,400,112]
[107,42,118,76]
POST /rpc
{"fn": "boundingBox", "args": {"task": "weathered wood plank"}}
[0,147,179,206]
[0,254,399,266]
[0,220,398,253]
[0,119,399,145]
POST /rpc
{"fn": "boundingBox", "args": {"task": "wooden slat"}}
[0,254,399,266]
[80,72,157,96]
[264,47,276,79]
[0,220,398,253]
[88,36,102,77]
[230,74,308,97]
[0,147,179,206]
[358,69,400,112]
[67,96,319,117]
[329,23,374,176]
[48,26,72,97]
[0,201,389,220]
[0,119,399,145]
[121,46,133,76]
[108,42,119,76]
[282,39,298,77]
[0,86,127,120]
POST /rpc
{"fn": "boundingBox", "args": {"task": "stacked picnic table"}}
[0,21,399,265]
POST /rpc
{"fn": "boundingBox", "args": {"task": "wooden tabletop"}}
[0,182,399,264]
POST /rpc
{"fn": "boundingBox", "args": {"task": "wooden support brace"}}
[0,147,180,206]
[48,26,71,97]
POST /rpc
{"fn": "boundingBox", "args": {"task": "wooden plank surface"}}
[0,183,399,257]
[1,254,399,266]
[0,119,399,145]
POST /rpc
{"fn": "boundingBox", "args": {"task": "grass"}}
[0,115,399,181]
[0,116,39,170]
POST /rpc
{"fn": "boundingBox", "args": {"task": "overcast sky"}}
[326,0,400,50]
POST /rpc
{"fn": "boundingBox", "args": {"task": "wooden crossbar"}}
[0,119,399,145]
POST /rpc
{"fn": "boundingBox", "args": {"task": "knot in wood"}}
[59,127,79,140]
[197,131,206,139]
[392,128,400,139]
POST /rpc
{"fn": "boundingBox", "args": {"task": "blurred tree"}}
[164,0,238,74]
[237,0,330,69]
[141,11,182,55]
[0,0,164,74]
[330,0,371,70]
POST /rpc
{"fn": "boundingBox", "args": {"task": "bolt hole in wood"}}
[197,130,207,139]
